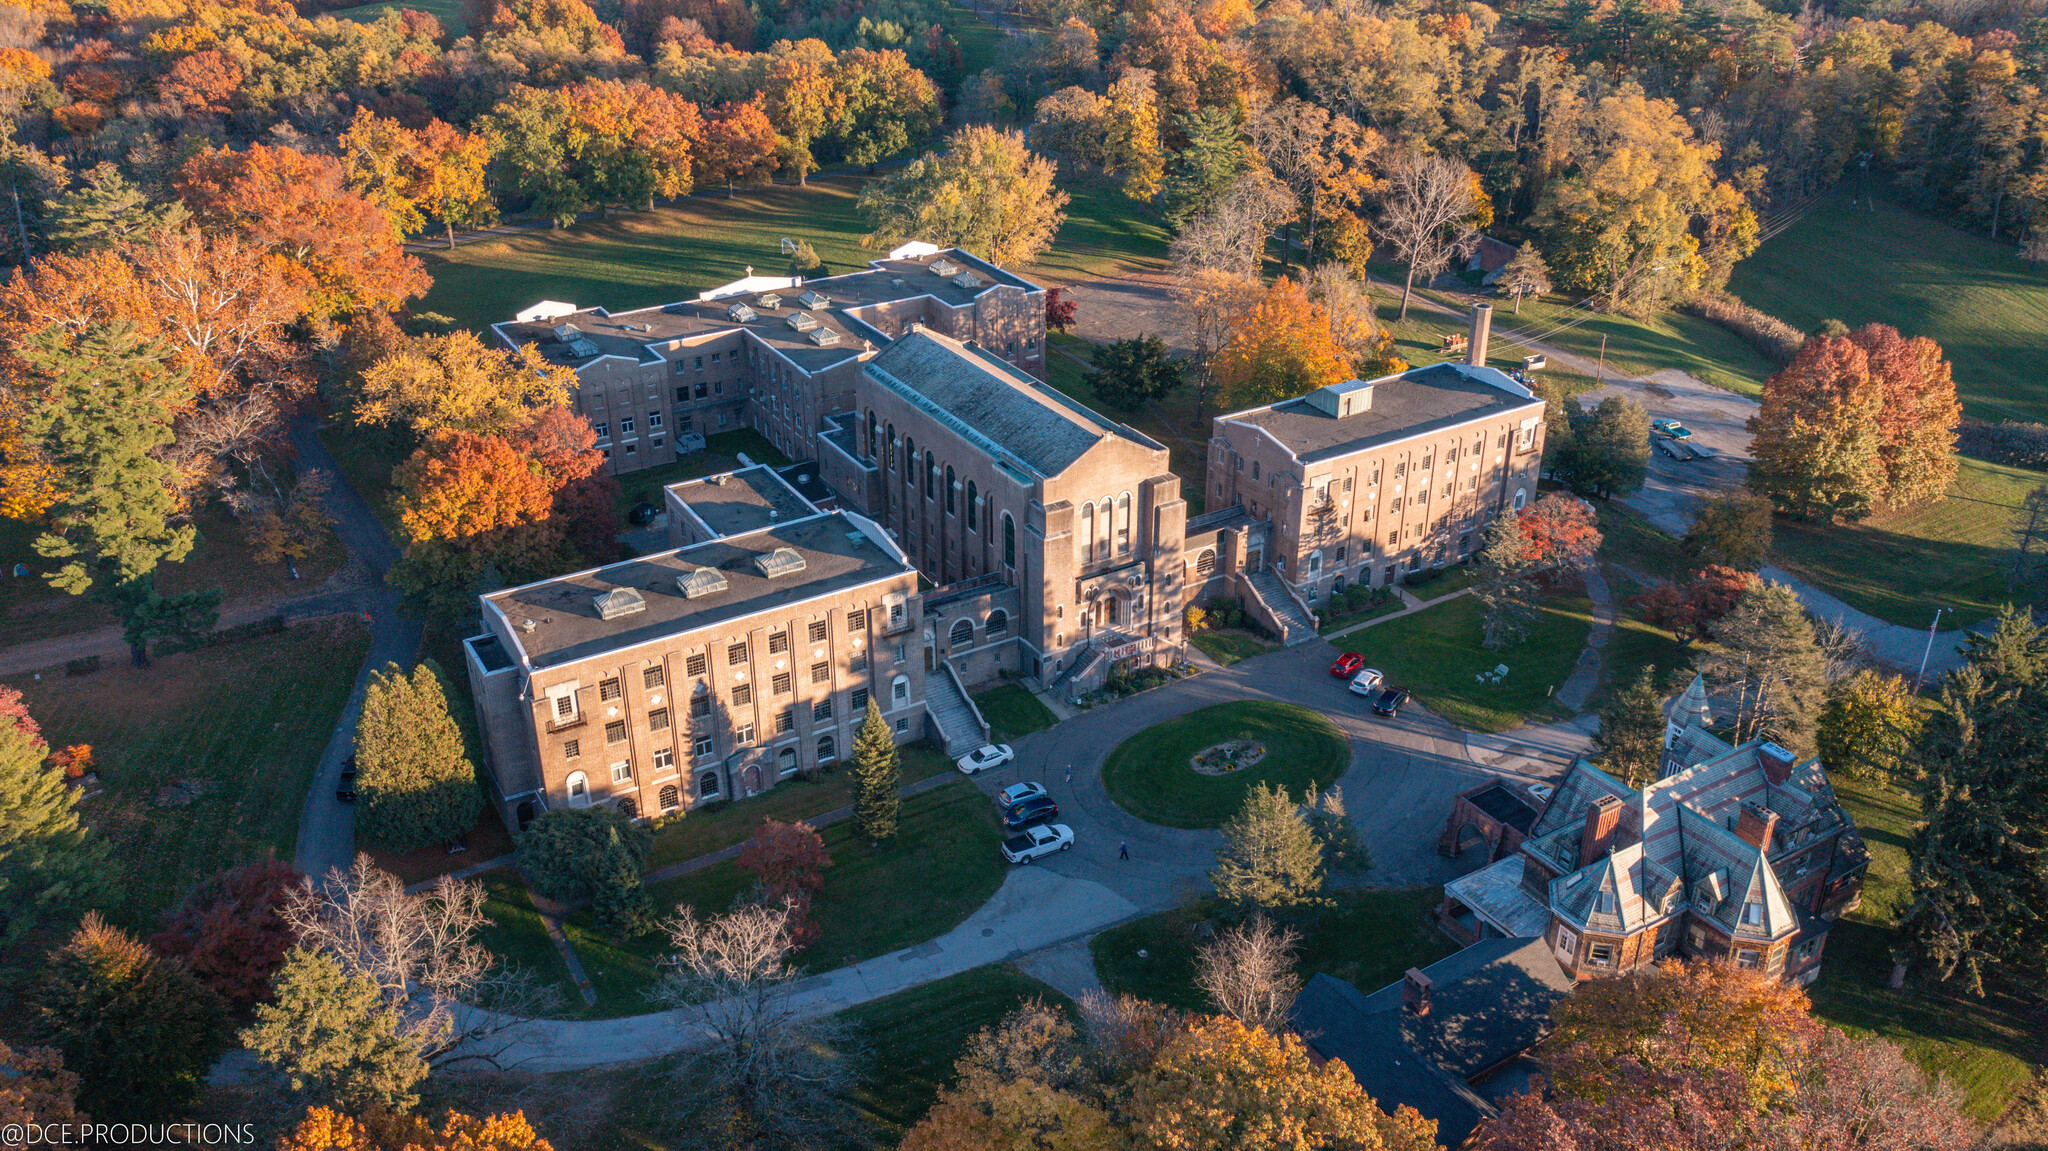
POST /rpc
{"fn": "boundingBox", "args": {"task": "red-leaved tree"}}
[0,684,43,748]
[150,859,304,1009]
[1632,565,1760,642]
[736,819,832,947]
[1518,493,1602,573]
[1045,286,1077,333]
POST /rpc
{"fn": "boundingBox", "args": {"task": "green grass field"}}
[1189,629,1275,666]
[1099,700,1349,829]
[323,0,463,32]
[1091,888,1457,1014]
[970,682,1057,743]
[1494,293,1781,396]
[2,620,369,930]
[1730,193,2048,423]
[1355,591,1595,732]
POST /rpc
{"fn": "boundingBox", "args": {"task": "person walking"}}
[1065,764,1073,785]
[1118,841,1129,861]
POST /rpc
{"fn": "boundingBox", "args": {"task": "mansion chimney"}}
[1758,742,1797,787]
[1467,303,1492,367]
[1735,801,1780,851]
[1578,794,1624,867]
[1403,968,1433,1016]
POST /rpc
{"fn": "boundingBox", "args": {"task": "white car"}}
[1346,668,1386,695]
[1002,822,1074,863]
[957,743,1016,774]
[1000,782,1048,808]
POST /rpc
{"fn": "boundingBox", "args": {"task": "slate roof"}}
[1292,938,1573,1149]
[863,329,1160,480]
[1219,362,1543,464]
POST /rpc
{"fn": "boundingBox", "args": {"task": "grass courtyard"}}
[2,619,370,930]
[970,682,1057,743]
[1353,589,1596,732]
[1099,700,1349,829]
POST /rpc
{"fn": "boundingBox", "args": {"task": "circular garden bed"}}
[1100,701,1350,829]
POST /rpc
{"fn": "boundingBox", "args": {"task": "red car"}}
[1330,652,1366,679]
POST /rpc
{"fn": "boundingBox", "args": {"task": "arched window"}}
[884,423,895,468]
[945,466,956,514]
[903,436,915,482]
[866,411,878,461]
[816,736,837,764]
[925,451,936,499]
[1098,495,1114,559]
[565,771,590,808]
[777,746,798,775]
[891,674,909,704]
[658,784,680,811]
[1195,549,1217,578]
[1003,513,1016,568]
[1514,487,1527,511]
[1116,492,1132,554]
[617,797,639,819]
[949,618,974,647]
[986,609,1009,637]
[698,770,721,797]
[966,481,978,530]
[1080,502,1095,562]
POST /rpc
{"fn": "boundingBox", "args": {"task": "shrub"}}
[64,655,100,676]
[1957,418,2048,470]
[151,859,305,1010]
[1682,292,1806,365]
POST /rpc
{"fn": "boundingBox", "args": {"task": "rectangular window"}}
[1742,902,1764,925]
[563,739,580,759]
[605,720,626,743]
[599,678,622,702]
[1589,942,1614,967]
[693,734,714,757]
[694,382,707,398]
[771,672,792,695]
[552,692,577,719]
[775,708,794,734]
[851,687,869,711]
[812,698,833,721]
[643,666,665,690]
[653,747,674,772]
[621,417,635,435]
[768,631,789,654]
[847,608,867,631]
[808,620,828,643]
[894,642,907,664]
[594,422,610,441]
[694,355,703,370]
[711,351,720,362]
[611,761,631,783]
[728,642,748,666]
[1736,949,1761,970]
[648,708,669,731]
[851,652,870,673]
[676,385,688,400]
[732,684,752,706]
[1395,463,1406,477]
[686,652,707,677]
[810,662,830,684]
[735,722,755,744]
[689,691,710,718]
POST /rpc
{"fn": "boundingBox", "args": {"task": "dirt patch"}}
[1190,739,1268,776]
[154,779,212,807]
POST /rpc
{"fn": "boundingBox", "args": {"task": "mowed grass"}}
[1730,192,2048,423]
[1189,629,1275,666]
[1357,590,1595,732]
[1494,292,1781,396]
[2,619,369,929]
[323,0,463,32]
[1091,888,1457,1014]
[971,682,1057,743]
[1770,456,2048,628]
[1809,774,2047,1123]
[609,428,789,527]
[1100,700,1349,829]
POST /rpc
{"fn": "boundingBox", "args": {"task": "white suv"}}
[1001,823,1074,863]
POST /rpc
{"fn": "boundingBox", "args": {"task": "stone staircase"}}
[924,662,989,756]
[1246,570,1318,646]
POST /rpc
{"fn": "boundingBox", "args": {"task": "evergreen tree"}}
[1555,396,1652,498]
[1693,582,1828,754]
[0,719,109,945]
[17,321,197,596]
[1499,242,1551,313]
[110,575,221,668]
[1084,335,1183,410]
[43,163,189,253]
[515,806,654,935]
[243,947,428,1112]
[354,660,479,851]
[1473,513,1538,650]
[1591,668,1666,787]
[1163,106,1246,230]
[34,913,228,1121]
[849,697,900,843]
[1211,783,1325,912]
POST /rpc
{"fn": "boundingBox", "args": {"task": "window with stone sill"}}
[808,620,828,643]
[772,673,792,695]
[732,684,752,705]
[605,721,626,743]
[653,747,674,772]
[693,734,714,757]
[728,642,748,666]
[563,739,580,759]
[735,723,755,744]
[686,652,707,676]
[599,678,622,702]
[643,665,665,689]
[648,708,669,731]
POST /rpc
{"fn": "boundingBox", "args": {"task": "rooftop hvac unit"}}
[727,303,758,323]
[593,587,647,620]
[676,567,729,599]
[786,311,820,332]
[754,546,808,579]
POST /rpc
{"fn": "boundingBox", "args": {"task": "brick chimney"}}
[1758,742,1797,786]
[1735,801,1779,850]
[1403,967,1433,1016]
[1579,794,1624,867]
[1467,303,1492,367]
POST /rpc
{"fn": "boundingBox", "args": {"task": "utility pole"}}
[1595,334,1607,386]
[1914,607,1951,691]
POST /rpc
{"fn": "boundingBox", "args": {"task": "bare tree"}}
[1076,990,1184,1078]
[282,854,562,1070]
[650,900,864,1150]
[1194,914,1303,1033]
[2008,484,2048,589]
[1168,168,1297,281]
[1377,152,1477,321]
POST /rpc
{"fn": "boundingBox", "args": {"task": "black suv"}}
[1003,795,1060,832]
[1373,687,1410,717]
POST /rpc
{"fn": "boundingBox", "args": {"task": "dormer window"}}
[1742,901,1764,926]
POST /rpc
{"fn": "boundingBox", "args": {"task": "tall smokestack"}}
[1468,303,1492,368]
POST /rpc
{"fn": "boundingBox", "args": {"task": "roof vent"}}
[754,546,807,579]
[756,292,782,309]
[593,587,647,620]
[890,277,905,287]
[798,289,830,309]
[727,303,758,323]
[676,567,729,599]
[809,327,841,346]
[787,311,821,332]
[930,259,960,277]
[951,271,983,289]
[846,531,867,547]
[518,618,538,632]
[552,323,579,342]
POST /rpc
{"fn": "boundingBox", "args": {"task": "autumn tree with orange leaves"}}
[698,98,782,195]
[279,1105,555,1151]
[1210,276,1355,409]
[486,79,703,226]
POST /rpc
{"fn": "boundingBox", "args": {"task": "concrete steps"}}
[1246,570,1318,645]
[925,663,988,755]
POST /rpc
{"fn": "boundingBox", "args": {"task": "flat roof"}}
[667,465,816,539]
[1222,363,1543,463]
[491,247,1039,374]
[484,511,910,669]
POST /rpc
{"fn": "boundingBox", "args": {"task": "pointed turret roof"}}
[1667,673,1712,732]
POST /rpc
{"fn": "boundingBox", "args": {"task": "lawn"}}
[1357,590,1596,732]
[971,682,1057,743]
[1596,572,1693,709]
[1090,888,1458,1014]
[1596,499,1693,582]
[531,779,1007,1018]
[1026,177,1172,284]
[841,964,1074,1138]
[2,619,369,929]
[1100,700,1350,829]
[1319,595,1405,635]
[1730,192,2048,423]
[1496,293,1781,397]
[1189,629,1275,666]
[323,0,463,32]
[641,741,953,871]
[1809,774,2047,1123]
[1402,561,1480,601]
[1770,456,2048,628]
[609,428,789,527]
